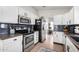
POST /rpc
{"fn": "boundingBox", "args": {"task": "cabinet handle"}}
[13,39,17,41]
[65,36,66,38]
[67,45,70,52]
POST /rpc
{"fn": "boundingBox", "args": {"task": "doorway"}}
[45,17,54,46]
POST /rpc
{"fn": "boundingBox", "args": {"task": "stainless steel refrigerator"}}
[34,17,46,42]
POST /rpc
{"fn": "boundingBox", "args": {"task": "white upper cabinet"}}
[53,15,59,25]
[18,7,30,17]
[67,6,79,24]
[0,7,3,21]
[63,7,79,25]
[30,13,39,25]
[0,7,18,23]
[53,15,63,25]
[63,8,74,25]
[54,14,72,25]
[53,8,74,25]
[30,13,35,24]
[18,7,25,16]
[68,8,74,24]
[0,7,38,24]
[18,7,38,25]
[74,7,79,24]
[63,14,70,25]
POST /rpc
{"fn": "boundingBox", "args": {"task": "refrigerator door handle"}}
[43,26,44,30]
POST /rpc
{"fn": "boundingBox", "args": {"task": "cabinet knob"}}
[13,39,17,41]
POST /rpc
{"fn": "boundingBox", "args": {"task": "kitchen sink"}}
[71,36,79,42]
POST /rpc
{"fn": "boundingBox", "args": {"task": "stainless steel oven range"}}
[23,33,34,52]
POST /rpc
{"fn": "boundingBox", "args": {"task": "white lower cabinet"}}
[0,35,22,52]
[65,36,78,52]
[0,40,3,52]
[53,32,79,52]
[34,31,39,44]
[53,32,65,44]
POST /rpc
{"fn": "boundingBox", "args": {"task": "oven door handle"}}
[24,34,34,37]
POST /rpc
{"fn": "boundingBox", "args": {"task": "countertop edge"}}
[0,34,23,40]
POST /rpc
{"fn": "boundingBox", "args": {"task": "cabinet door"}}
[0,7,4,22]
[63,8,74,25]
[53,16,59,25]
[30,13,35,24]
[18,7,25,16]
[58,32,63,44]
[63,14,69,25]
[3,35,22,52]
[62,33,66,44]
[68,8,74,24]
[0,7,18,23]
[0,40,3,52]
[34,32,36,44]
[53,32,57,42]
[66,37,78,52]
[74,7,79,24]
[34,32,39,44]
[53,32,64,44]
[18,7,31,17]
[54,15,63,25]
[57,32,64,44]
[53,32,59,43]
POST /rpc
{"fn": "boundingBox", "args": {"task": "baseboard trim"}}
[54,42,66,52]
[53,42,64,45]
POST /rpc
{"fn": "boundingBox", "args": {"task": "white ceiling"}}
[32,6,73,11]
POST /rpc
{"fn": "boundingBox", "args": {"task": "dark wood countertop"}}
[0,34,22,40]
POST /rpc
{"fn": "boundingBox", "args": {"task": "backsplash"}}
[0,28,9,35]
[0,23,34,35]
[0,23,9,35]
[54,25,75,34]
[54,25,64,32]
[68,25,75,34]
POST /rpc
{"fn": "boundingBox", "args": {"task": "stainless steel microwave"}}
[18,15,31,24]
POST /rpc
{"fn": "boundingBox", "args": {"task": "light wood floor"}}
[31,42,64,52]
[31,34,64,52]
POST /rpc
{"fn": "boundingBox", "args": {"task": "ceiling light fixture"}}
[42,6,46,7]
